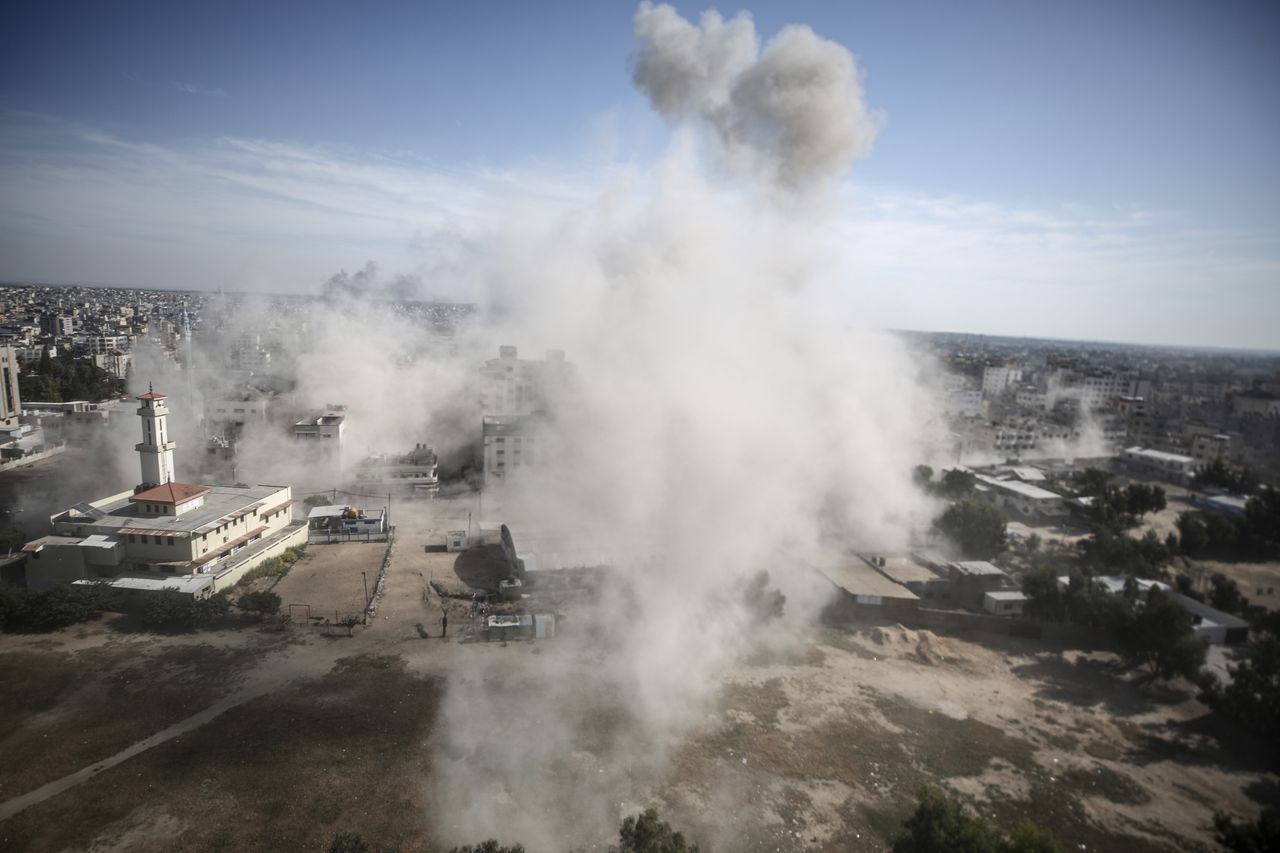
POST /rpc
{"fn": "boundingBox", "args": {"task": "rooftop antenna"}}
[149,381,154,395]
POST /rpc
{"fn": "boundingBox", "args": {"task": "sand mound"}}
[859,625,968,667]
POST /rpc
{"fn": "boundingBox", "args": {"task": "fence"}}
[308,529,390,545]
[284,603,365,635]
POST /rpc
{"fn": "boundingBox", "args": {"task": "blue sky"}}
[1,0,1277,348]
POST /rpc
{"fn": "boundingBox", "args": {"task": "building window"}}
[128,533,135,543]
[167,536,175,546]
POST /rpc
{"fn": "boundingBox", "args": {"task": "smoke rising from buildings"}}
[427,6,933,848]
[632,2,881,191]
[6,5,933,849]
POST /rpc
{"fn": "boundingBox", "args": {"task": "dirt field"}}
[0,491,1275,852]
[1183,558,1280,610]
[0,626,284,802]
[272,542,389,618]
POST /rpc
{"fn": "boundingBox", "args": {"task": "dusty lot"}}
[272,542,388,618]
[0,625,284,802]
[1180,558,1280,610]
[0,653,442,853]
[1,618,1273,852]
[0,491,1275,852]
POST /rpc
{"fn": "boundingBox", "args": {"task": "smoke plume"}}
[426,8,932,847]
[632,2,881,191]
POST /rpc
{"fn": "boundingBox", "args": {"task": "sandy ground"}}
[272,541,387,620]
[0,492,1275,852]
[1180,559,1280,610]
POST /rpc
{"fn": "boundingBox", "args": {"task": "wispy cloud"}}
[172,81,228,98]
[0,113,1275,347]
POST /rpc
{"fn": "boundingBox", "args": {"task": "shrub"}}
[893,787,1061,853]
[935,499,1008,560]
[236,556,291,586]
[140,589,229,630]
[238,590,281,616]
[0,583,117,632]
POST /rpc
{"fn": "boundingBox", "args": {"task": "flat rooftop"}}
[977,475,1062,501]
[1123,446,1195,465]
[869,555,942,585]
[58,484,286,538]
[74,574,213,595]
[952,560,1008,578]
[815,554,919,601]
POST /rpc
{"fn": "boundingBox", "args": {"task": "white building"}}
[1015,386,1050,412]
[293,409,347,480]
[479,346,571,417]
[1120,446,1198,481]
[975,474,1066,517]
[1077,373,1151,410]
[207,396,270,430]
[20,389,305,596]
[943,388,984,418]
[982,365,1023,398]
[307,505,387,543]
[93,350,132,379]
[349,444,438,496]
[482,414,544,486]
[983,590,1028,616]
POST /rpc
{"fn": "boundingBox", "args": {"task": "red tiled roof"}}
[130,482,210,505]
[136,392,167,400]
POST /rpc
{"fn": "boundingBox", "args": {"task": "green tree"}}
[1078,467,1112,497]
[1196,458,1259,495]
[1078,528,1169,577]
[892,787,1062,853]
[0,584,116,632]
[1123,483,1166,516]
[1110,589,1207,680]
[1208,573,1248,615]
[238,589,282,616]
[914,465,935,489]
[1176,513,1210,555]
[939,469,977,499]
[1004,821,1063,853]
[327,833,369,853]
[18,351,123,402]
[614,807,700,853]
[449,842,526,853]
[1021,568,1066,622]
[935,499,1008,560]
[1213,806,1280,853]
[141,589,229,629]
[1200,635,1280,743]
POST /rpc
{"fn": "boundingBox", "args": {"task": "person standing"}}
[441,611,448,638]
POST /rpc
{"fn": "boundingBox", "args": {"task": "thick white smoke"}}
[632,2,881,191]
[428,7,935,849]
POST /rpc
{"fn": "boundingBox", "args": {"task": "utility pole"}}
[361,571,369,624]
[387,492,392,530]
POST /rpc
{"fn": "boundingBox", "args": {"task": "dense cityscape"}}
[1,2,1277,852]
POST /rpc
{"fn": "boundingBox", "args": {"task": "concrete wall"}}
[24,544,88,591]
[209,523,307,593]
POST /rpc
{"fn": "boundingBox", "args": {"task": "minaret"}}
[135,384,177,489]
